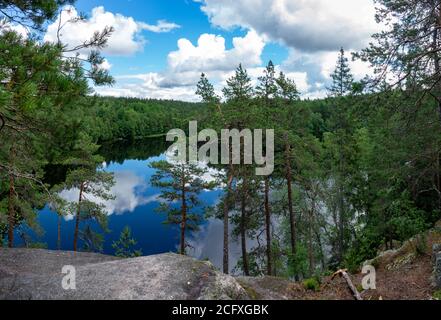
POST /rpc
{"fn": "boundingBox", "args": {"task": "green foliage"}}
[196,73,220,104]
[276,71,300,102]
[81,97,205,143]
[303,278,320,292]
[433,290,441,300]
[0,1,114,248]
[343,237,379,273]
[150,160,213,255]
[26,242,48,249]
[0,0,74,30]
[328,48,353,97]
[287,245,309,279]
[80,225,104,253]
[112,226,142,258]
[223,64,254,102]
[234,253,262,277]
[387,196,428,242]
[413,233,428,257]
[57,133,114,252]
[256,60,278,102]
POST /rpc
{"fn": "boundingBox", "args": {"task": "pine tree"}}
[256,61,279,276]
[0,128,48,248]
[47,193,69,250]
[196,73,220,104]
[112,226,142,258]
[328,48,354,97]
[0,0,73,30]
[80,225,105,252]
[213,64,255,274]
[356,0,441,125]
[0,6,113,138]
[276,72,300,103]
[223,64,254,103]
[150,160,213,255]
[256,60,278,106]
[62,133,115,252]
[325,49,357,265]
[275,72,301,264]
[355,0,441,216]
[0,1,114,247]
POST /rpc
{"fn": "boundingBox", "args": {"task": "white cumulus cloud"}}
[60,171,158,220]
[168,30,264,73]
[139,20,181,33]
[95,1,379,100]
[0,22,29,38]
[44,6,179,57]
[95,31,271,101]
[192,0,379,98]
[196,0,378,52]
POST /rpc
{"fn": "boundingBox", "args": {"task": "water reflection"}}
[33,138,260,272]
[187,219,259,274]
[59,171,158,220]
[99,138,168,164]
[34,138,228,269]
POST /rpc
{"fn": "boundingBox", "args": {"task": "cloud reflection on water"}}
[60,170,159,220]
[187,218,259,273]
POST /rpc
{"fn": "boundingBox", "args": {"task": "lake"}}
[22,138,248,272]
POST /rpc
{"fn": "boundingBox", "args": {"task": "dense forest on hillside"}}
[83,97,205,142]
[1,0,441,284]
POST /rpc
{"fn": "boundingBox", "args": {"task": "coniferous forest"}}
[1,0,441,301]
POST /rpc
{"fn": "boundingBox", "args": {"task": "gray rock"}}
[0,248,120,277]
[0,249,249,300]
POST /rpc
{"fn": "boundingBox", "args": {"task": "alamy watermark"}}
[166,121,274,176]
[62,265,76,290]
[362,265,377,290]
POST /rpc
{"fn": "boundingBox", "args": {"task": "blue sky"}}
[43,0,380,101]
[75,0,232,73]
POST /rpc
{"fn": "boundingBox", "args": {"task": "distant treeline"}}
[83,97,207,143]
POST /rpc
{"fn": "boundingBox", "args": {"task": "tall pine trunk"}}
[240,180,249,276]
[7,144,15,248]
[435,7,441,127]
[437,153,441,213]
[308,207,315,277]
[264,177,272,276]
[8,172,15,248]
[338,184,345,264]
[180,178,187,255]
[284,132,296,258]
[57,214,62,250]
[434,9,441,212]
[337,130,346,264]
[73,182,84,252]
[223,169,234,274]
[315,228,326,271]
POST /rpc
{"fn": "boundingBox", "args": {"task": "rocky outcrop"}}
[0,249,248,300]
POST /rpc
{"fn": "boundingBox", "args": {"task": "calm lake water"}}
[22,138,247,271]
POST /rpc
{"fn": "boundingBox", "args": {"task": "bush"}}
[27,242,48,249]
[413,233,428,256]
[112,226,142,258]
[343,233,380,273]
[303,278,320,292]
[433,290,441,300]
[287,245,309,279]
